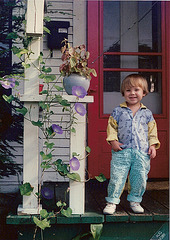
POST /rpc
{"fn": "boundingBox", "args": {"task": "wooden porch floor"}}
[85,180,169,222]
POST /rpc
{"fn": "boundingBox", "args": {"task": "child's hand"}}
[148,145,156,159]
[110,140,123,152]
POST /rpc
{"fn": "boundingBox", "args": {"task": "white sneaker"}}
[103,202,116,214]
[130,202,144,213]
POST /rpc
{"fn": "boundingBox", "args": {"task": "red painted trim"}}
[161,2,167,118]
[103,68,162,72]
[104,52,162,56]
[99,1,104,119]
[87,0,100,177]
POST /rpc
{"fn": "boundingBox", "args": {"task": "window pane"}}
[103,1,161,53]
[104,55,162,69]
[103,1,120,52]
[104,71,120,92]
[103,55,120,68]
[139,55,162,69]
[138,1,161,52]
[103,71,162,114]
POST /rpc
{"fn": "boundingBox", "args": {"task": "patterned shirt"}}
[106,102,160,154]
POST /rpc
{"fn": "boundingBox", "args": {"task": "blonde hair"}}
[121,74,149,96]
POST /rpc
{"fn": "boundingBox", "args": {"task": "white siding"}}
[0,0,87,192]
[41,0,73,181]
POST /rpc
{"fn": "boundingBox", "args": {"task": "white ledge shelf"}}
[20,94,94,103]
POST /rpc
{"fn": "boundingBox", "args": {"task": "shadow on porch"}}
[2,180,169,240]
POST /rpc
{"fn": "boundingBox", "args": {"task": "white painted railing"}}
[18,95,94,215]
[18,0,94,215]
[64,96,94,214]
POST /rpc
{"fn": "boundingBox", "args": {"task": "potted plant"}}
[59,39,97,95]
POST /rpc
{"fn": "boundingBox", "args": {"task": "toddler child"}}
[103,74,160,214]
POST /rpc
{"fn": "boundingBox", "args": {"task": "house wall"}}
[0,0,87,193]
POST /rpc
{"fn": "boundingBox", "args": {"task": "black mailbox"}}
[46,21,70,50]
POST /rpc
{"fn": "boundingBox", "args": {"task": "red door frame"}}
[87,1,169,178]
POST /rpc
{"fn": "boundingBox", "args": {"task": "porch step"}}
[3,180,169,239]
[5,219,169,240]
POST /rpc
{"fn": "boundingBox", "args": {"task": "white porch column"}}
[63,96,94,214]
[18,0,44,214]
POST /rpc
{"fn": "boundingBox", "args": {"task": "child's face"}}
[124,86,146,107]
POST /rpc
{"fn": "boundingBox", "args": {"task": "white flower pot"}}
[63,73,90,95]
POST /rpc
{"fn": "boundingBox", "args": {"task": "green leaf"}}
[38,54,45,64]
[39,73,45,79]
[33,217,51,230]
[42,66,52,73]
[56,201,66,208]
[57,163,69,176]
[40,90,48,94]
[72,233,91,240]
[2,94,14,103]
[31,120,43,127]
[53,159,62,165]
[40,209,49,218]
[15,107,28,116]
[60,99,70,107]
[40,151,53,160]
[56,201,63,207]
[41,162,51,169]
[95,173,107,183]
[72,152,80,157]
[19,182,34,196]
[71,127,76,133]
[39,102,50,110]
[85,146,91,153]
[6,32,18,39]
[54,85,64,91]
[43,26,51,34]
[55,95,63,102]
[91,68,97,77]
[22,62,30,69]
[16,49,29,58]
[61,207,72,217]
[70,57,76,68]
[44,74,56,83]
[46,127,54,136]
[90,224,103,240]
[12,46,20,54]
[44,16,51,22]
[67,173,81,182]
[44,141,55,149]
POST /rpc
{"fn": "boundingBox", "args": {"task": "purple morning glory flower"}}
[74,103,86,116]
[41,187,54,200]
[69,157,80,171]
[0,77,16,89]
[72,86,87,98]
[52,124,63,134]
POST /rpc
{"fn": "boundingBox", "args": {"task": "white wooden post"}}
[63,96,94,214]
[18,0,44,214]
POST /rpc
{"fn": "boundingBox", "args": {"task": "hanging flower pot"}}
[59,39,97,95]
[63,73,90,95]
